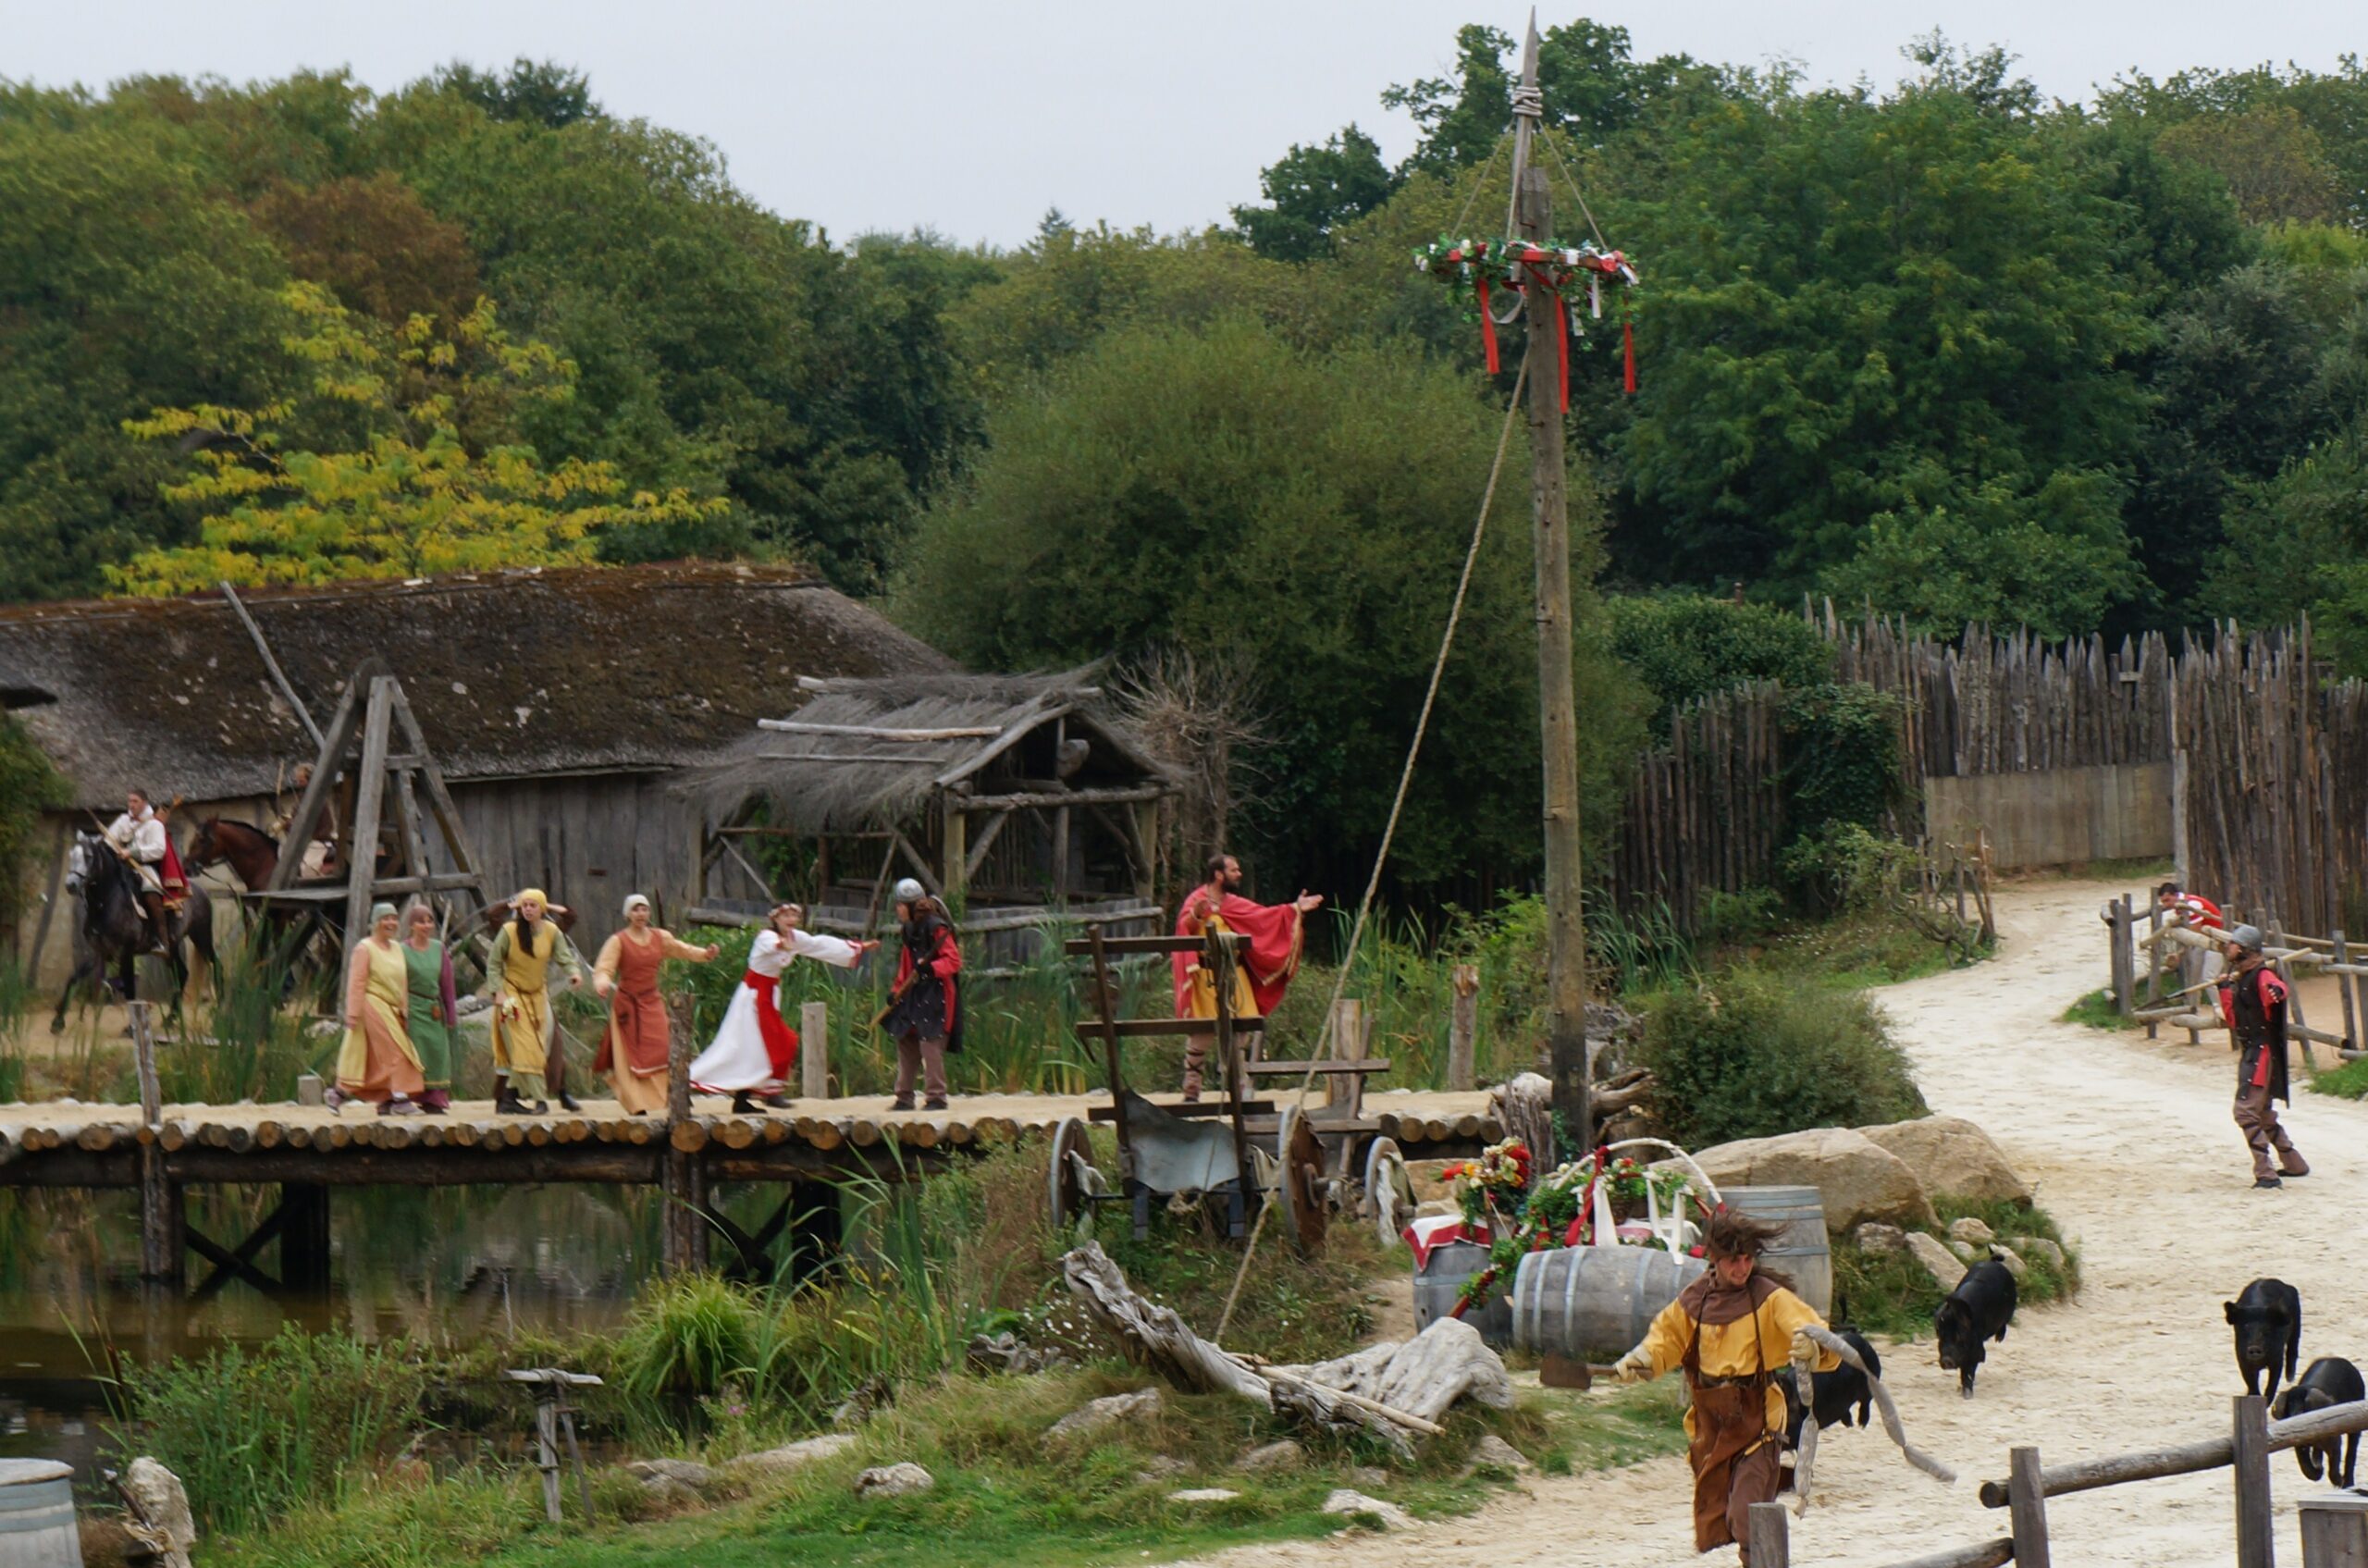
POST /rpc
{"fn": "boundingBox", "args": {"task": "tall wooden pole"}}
[1513,19,1592,1151]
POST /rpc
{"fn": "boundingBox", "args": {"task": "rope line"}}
[1211,358,1530,1341]
[1537,130,1612,253]
[1445,134,1507,246]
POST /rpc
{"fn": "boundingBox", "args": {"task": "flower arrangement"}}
[1441,1137,1533,1231]
[1449,1147,1706,1317]
[1412,231,1644,398]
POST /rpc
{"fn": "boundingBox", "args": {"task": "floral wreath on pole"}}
[1412,235,1643,406]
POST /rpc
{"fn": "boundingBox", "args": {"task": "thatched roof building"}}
[681,671,1178,947]
[0,563,949,809]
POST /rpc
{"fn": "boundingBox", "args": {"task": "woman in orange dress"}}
[327,902,426,1116]
[591,894,719,1116]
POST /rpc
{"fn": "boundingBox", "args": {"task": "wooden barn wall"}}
[448,772,697,956]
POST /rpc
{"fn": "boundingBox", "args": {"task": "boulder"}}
[1946,1216,1996,1247]
[1855,1116,2030,1205]
[1904,1231,1967,1290]
[1350,1464,1393,1490]
[1323,1488,1416,1530]
[2009,1235,2066,1273]
[1169,1488,1241,1503]
[640,1475,700,1510]
[1235,1440,1304,1474]
[852,1463,935,1500]
[735,1434,856,1475]
[626,1458,717,1489]
[1677,1128,1938,1232]
[1851,1222,1907,1256]
[1947,1240,1978,1264]
[1465,1434,1535,1475]
[1135,1455,1189,1484]
[1991,1244,2028,1279]
[1048,1387,1160,1442]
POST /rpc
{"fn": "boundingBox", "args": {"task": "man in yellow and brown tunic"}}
[1614,1208,1840,1563]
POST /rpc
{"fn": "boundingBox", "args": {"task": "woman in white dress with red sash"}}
[689,903,872,1112]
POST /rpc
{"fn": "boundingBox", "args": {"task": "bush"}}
[1607,594,1832,731]
[1780,682,1904,839]
[1636,969,1927,1147]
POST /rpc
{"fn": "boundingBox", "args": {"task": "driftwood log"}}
[114,1457,197,1568]
[1061,1242,1510,1453]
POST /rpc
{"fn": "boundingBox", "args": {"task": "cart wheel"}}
[1047,1116,1092,1230]
[1276,1106,1328,1258]
[1363,1136,1414,1251]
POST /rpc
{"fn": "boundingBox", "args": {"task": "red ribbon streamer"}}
[1623,319,1638,395]
[1476,277,1501,375]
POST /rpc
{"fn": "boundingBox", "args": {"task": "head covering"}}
[2227,924,2265,952]
[513,887,548,909]
[370,901,399,924]
[894,877,926,905]
[403,899,435,923]
[622,893,651,918]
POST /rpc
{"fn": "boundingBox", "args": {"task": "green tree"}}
[895,314,1646,895]
[432,58,600,130]
[110,284,721,592]
[2157,105,2344,226]
[1607,593,1832,727]
[1234,125,1400,261]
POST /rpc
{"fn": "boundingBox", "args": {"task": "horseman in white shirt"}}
[104,788,174,953]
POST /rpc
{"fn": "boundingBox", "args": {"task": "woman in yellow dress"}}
[483,888,580,1116]
[327,902,426,1117]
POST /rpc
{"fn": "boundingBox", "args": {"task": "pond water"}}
[0,1179,782,1483]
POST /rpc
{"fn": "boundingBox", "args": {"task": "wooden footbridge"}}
[0,1071,1498,1295]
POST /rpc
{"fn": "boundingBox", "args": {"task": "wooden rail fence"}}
[1746,1393,2368,1568]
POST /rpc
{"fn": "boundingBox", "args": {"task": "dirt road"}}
[1190,877,2368,1568]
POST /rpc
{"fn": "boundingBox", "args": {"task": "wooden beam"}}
[2007,1445,2051,1568]
[757,750,945,764]
[943,794,968,910]
[267,673,371,892]
[890,832,941,898]
[958,785,1168,810]
[218,580,324,747]
[342,678,396,946]
[757,720,1003,741]
[962,809,1015,881]
[932,701,1069,788]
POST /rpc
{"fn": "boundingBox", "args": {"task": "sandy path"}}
[1189,877,2368,1568]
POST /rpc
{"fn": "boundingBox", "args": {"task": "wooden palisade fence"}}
[1600,681,1786,932]
[1745,1393,2368,1568]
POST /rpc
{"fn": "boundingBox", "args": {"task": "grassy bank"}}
[1830,1197,2081,1340]
[2308,1055,2368,1099]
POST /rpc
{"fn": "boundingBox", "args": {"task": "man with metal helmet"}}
[2216,924,2309,1189]
[882,877,962,1111]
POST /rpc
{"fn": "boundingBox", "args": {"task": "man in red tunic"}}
[1170,854,1322,1099]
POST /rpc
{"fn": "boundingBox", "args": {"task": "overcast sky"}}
[4,1,2358,247]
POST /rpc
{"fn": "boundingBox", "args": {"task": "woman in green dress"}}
[401,901,459,1113]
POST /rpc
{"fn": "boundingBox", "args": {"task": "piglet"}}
[1935,1257,2017,1398]
[2224,1278,2302,1403]
[2274,1356,2362,1488]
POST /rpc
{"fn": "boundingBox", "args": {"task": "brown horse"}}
[184,817,286,890]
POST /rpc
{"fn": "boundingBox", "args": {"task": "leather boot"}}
[731,1090,761,1115]
[494,1085,525,1116]
[555,1088,582,1113]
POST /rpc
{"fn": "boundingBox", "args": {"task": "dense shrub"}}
[1779,682,1904,839]
[1636,969,1926,1147]
[1607,594,1833,730]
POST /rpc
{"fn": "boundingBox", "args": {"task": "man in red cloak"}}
[1170,853,1322,1099]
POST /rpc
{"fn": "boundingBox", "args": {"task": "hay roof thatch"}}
[680,670,1174,834]
[0,564,953,809]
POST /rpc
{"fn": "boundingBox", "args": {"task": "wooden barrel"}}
[1510,1245,1708,1362]
[1412,1241,1512,1347]
[0,1459,80,1567]
[1723,1184,1832,1316]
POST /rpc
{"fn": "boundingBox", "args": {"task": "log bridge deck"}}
[0,1090,1498,1293]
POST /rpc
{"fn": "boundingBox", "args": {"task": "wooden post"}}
[2008,1444,2053,1568]
[2274,921,2318,1070]
[2337,931,2361,1054]
[132,1001,183,1284]
[1514,43,1590,1153]
[2234,1393,2275,1568]
[662,1014,705,1273]
[2145,898,2163,1038]
[2300,1493,2368,1568]
[941,795,968,913]
[2111,896,2134,1018]
[1326,997,1365,1116]
[1130,799,1160,904]
[534,1393,563,1523]
[341,678,397,950]
[801,999,830,1100]
[280,1183,332,1295]
[1448,964,1479,1092]
[1745,1500,1790,1568]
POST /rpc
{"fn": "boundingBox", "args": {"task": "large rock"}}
[852,1463,935,1500]
[1855,1116,2030,1205]
[1678,1128,1938,1232]
[1904,1231,1967,1290]
[1323,1489,1416,1530]
[1236,1440,1304,1474]
[1852,1222,1908,1256]
[736,1434,856,1475]
[626,1458,717,1489]
[1946,1216,1996,1247]
[1048,1387,1160,1442]
[2009,1235,2066,1273]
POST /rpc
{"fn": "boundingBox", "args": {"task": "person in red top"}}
[2217,924,2309,1190]
[1170,853,1323,1099]
[883,878,962,1112]
[2157,880,2225,931]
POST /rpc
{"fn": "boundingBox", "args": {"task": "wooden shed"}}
[0,563,950,984]
[680,672,1178,962]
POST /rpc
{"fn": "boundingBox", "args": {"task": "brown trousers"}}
[2234,1083,2307,1180]
[1689,1379,1783,1559]
[894,1035,947,1100]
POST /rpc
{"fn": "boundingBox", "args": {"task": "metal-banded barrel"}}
[1722,1184,1832,1316]
[1510,1244,1708,1362]
[1412,1241,1513,1347]
[0,1459,80,1568]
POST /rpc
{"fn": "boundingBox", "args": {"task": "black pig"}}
[1934,1258,2016,1398]
[2273,1356,2362,1488]
[2224,1278,2302,1403]
[1780,1328,1883,1449]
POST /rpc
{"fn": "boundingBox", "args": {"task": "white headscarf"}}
[622,893,651,919]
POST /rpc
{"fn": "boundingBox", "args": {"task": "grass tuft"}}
[2060,989,2126,1030]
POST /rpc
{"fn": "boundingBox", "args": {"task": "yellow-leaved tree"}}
[109,283,724,594]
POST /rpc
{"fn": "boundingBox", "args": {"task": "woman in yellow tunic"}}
[483,888,580,1116]
[327,903,426,1117]
[1175,906,1257,1102]
[1614,1207,1841,1565]
[591,894,719,1116]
